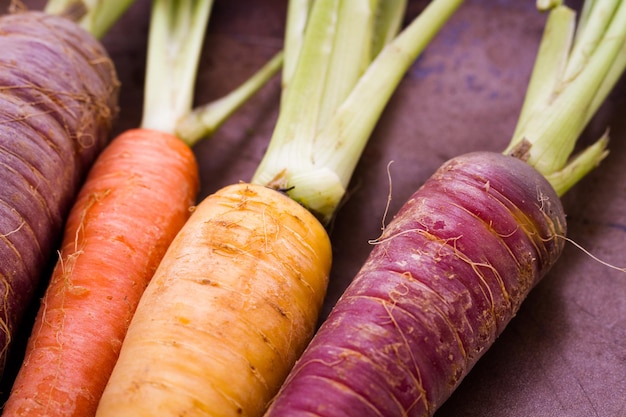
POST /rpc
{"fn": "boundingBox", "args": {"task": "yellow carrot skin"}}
[96,183,332,417]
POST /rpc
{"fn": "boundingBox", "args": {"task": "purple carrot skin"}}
[0,11,119,373]
[264,152,566,416]
[265,1,626,413]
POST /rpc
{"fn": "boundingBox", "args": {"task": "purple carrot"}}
[265,152,565,416]
[264,1,626,416]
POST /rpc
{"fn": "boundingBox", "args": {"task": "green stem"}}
[282,0,314,97]
[371,0,408,59]
[320,0,462,189]
[44,0,136,39]
[505,0,626,196]
[509,6,575,143]
[271,0,362,161]
[176,51,284,147]
[546,132,609,196]
[252,0,463,224]
[315,0,380,131]
[140,0,213,135]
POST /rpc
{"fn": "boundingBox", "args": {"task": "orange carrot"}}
[95,183,332,417]
[1,129,199,417]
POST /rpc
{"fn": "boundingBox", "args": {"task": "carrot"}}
[95,0,462,416]
[96,183,332,416]
[264,151,568,417]
[1,0,282,414]
[263,2,626,416]
[0,1,127,378]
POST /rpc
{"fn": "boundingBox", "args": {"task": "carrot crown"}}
[504,0,626,196]
[250,0,464,225]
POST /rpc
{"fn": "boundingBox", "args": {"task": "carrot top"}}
[135,0,283,146]
[138,0,213,135]
[504,0,626,196]
[250,0,464,225]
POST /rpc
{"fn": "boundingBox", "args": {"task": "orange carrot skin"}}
[2,129,199,417]
[95,183,332,417]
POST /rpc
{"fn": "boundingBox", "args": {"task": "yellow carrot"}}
[96,183,331,416]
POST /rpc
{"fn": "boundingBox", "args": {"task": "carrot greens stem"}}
[315,0,462,199]
[282,0,313,96]
[505,0,626,195]
[139,0,281,145]
[44,0,136,39]
[545,132,609,195]
[511,6,575,139]
[251,0,463,224]
[176,51,284,147]
[371,0,410,58]
[140,0,213,135]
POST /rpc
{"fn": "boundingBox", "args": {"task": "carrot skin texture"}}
[96,183,332,417]
[1,129,199,417]
[264,152,566,417]
[0,11,119,372]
